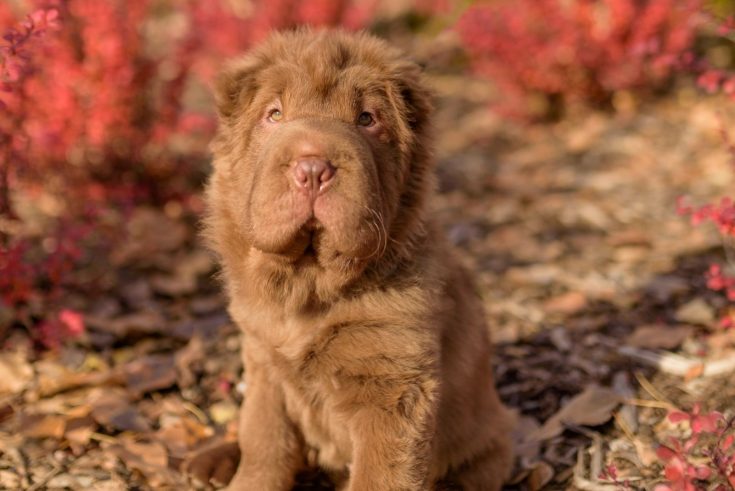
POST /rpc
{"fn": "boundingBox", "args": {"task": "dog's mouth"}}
[302,240,316,257]
[291,221,322,265]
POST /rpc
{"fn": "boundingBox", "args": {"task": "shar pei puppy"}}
[186,29,515,491]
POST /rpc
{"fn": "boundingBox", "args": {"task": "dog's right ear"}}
[214,55,263,120]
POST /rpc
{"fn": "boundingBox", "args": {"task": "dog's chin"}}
[251,221,322,263]
[252,225,369,275]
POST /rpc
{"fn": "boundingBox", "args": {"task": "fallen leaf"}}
[209,400,238,425]
[675,298,714,326]
[156,415,213,458]
[529,385,622,441]
[633,438,659,466]
[88,311,166,339]
[90,389,150,432]
[19,413,66,439]
[59,309,85,336]
[175,335,205,388]
[684,362,704,381]
[527,461,555,491]
[190,295,225,315]
[64,415,96,454]
[171,313,230,339]
[514,415,541,464]
[124,354,177,396]
[111,207,188,265]
[626,325,693,350]
[644,276,689,302]
[151,251,214,297]
[35,358,119,398]
[109,437,174,487]
[543,291,587,315]
[0,351,33,396]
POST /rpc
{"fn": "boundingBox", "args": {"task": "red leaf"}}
[691,412,721,434]
[656,445,677,461]
[664,459,684,482]
[693,465,711,479]
[668,411,690,423]
[58,309,85,336]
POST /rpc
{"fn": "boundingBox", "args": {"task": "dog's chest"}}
[267,319,355,470]
[281,373,353,470]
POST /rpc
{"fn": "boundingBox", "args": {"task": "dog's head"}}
[206,29,433,306]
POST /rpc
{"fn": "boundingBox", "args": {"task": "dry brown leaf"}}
[124,354,177,396]
[633,438,659,467]
[190,295,225,315]
[150,273,197,297]
[111,207,188,265]
[529,385,622,441]
[674,298,714,326]
[514,415,542,466]
[151,250,213,297]
[626,324,693,350]
[171,312,230,339]
[109,437,174,488]
[543,291,587,315]
[64,415,96,454]
[175,335,205,388]
[156,415,213,458]
[209,400,238,425]
[0,351,33,397]
[19,413,66,439]
[643,275,689,302]
[527,461,555,491]
[88,311,166,339]
[684,362,705,381]
[36,359,119,398]
[90,389,150,432]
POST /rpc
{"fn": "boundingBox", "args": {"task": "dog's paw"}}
[184,441,241,489]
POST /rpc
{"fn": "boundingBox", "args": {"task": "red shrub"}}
[186,0,380,83]
[653,408,735,491]
[455,0,702,119]
[0,0,381,346]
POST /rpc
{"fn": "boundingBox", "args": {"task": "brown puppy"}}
[187,29,514,490]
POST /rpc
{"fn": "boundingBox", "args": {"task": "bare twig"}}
[634,371,674,406]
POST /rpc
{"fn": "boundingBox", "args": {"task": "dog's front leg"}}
[226,365,302,491]
[344,380,438,491]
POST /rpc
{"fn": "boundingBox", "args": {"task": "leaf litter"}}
[1,75,735,491]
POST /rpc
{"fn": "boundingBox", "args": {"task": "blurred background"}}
[2,1,735,490]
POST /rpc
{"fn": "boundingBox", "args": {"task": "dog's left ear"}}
[214,54,264,121]
[389,60,434,135]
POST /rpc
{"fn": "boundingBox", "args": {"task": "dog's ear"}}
[214,55,264,120]
[389,60,433,136]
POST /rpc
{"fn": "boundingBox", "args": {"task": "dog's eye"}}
[357,112,374,127]
[268,109,283,122]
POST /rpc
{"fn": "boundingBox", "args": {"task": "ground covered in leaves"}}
[1,76,735,490]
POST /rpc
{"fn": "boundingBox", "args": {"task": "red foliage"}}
[0,7,60,216]
[0,0,380,347]
[654,409,735,491]
[678,158,735,330]
[455,0,702,118]
[694,15,735,98]
[186,0,379,83]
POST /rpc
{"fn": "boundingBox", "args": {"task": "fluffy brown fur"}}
[185,29,514,491]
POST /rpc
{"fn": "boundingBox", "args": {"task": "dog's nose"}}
[292,158,335,196]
